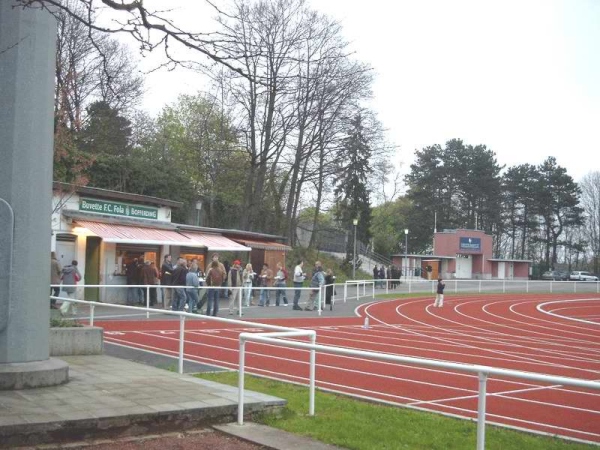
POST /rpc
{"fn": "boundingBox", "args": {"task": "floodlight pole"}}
[353,219,358,279]
[404,229,409,282]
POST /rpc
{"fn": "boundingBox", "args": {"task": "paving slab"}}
[215,422,347,450]
[0,355,285,448]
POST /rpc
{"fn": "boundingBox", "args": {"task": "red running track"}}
[97,293,600,444]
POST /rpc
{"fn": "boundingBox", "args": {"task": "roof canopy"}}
[74,220,200,247]
[179,231,251,252]
[234,238,291,251]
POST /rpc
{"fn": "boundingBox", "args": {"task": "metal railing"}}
[237,329,600,450]
[52,281,381,319]
[49,295,315,374]
[52,284,343,318]
[349,278,600,295]
[50,280,600,449]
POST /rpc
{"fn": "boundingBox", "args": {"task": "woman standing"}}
[186,263,200,313]
[274,262,289,306]
[242,263,255,307]
[60,260,81,316]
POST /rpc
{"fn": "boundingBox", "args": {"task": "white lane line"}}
[105,334,458,400]
[538,299,600,326]
[509,299,600,335]
[480,299,600,346]
[309,325,600,367]
[410,382,600,415]
[448,300,591,362]
[365,299,600,375]
[411,400,600,440]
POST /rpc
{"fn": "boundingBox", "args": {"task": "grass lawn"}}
[196,371,596,450]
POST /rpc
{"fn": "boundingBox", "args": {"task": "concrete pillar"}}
[0,0,68,386]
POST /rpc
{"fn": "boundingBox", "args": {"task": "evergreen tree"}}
[502,164,540,260]
[78,101,132,157]
[334,114,373,264]
[405,139,503,253]
[534,157,584,268]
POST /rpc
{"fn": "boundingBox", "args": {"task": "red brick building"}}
[392,229,531,280]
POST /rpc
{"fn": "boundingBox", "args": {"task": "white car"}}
[569,271,599,281]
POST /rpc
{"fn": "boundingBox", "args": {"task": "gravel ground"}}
[19,429,270,450]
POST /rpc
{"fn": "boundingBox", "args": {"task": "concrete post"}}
[0,0,68,387]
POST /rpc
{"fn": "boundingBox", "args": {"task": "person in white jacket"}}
[242,263,255,307]
[292,260,305,310]
[227,260,243,314]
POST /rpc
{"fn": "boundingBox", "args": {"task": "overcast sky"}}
[137,0,599,182]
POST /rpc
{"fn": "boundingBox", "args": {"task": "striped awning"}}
[178,231,251,252]
[74,220,201,247]
[234,238,291,251]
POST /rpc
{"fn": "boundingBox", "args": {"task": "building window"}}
[115,245,159,275]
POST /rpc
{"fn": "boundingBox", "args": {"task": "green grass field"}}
[196,372,596,450]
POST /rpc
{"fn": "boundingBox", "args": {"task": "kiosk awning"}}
[74,220,202,247]
[179,231,251,252]
[234,238,291,251]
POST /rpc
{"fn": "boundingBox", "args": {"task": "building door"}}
[455,255,472,278]
[85,236,101,301]
[56,241,75,268]
[497,262,505,279]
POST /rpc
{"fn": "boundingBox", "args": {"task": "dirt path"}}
[19,429,270,450]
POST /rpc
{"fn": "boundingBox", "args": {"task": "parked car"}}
[569,271,599,281]
[541,270,568,281]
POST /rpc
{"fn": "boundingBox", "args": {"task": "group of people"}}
[223,259,336,313]
[372,264,403,288]
[125,258,161,306]
[160,253,225,316]
[50,250,339,316]
[293,260,336,311]
[50,252,81,316]
[51,251,443,315]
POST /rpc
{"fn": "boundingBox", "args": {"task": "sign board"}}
[80,198,158,220]
[459,237,481,252]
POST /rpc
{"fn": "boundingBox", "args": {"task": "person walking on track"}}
[434,277,445,307]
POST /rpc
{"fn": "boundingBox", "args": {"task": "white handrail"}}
[52,283,324,318]
[237,332,600,450]
[49,295,314,375]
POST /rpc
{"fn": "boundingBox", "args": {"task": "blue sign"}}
[459,237,481,251]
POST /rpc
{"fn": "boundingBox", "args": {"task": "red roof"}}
[178,231,251,252]
[74,221,198,247]
[233,238,291,251]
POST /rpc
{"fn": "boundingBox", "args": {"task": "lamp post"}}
[353,218,358,279]
[404,229,409,281]
[195,200,203,226]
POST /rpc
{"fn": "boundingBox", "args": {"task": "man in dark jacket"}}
[171,257,188,311]
[373,265,379,288]
[160,254,174,309]
[141,260,157,306]
[125,258,139,305]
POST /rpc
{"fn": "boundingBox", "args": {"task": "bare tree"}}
[215,0,309,231]
[54,0,143,132]
[579,171,600,273]
[279,11,373,243]
[15,0,255,78]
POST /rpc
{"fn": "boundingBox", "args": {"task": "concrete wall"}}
[49,327,103,356]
